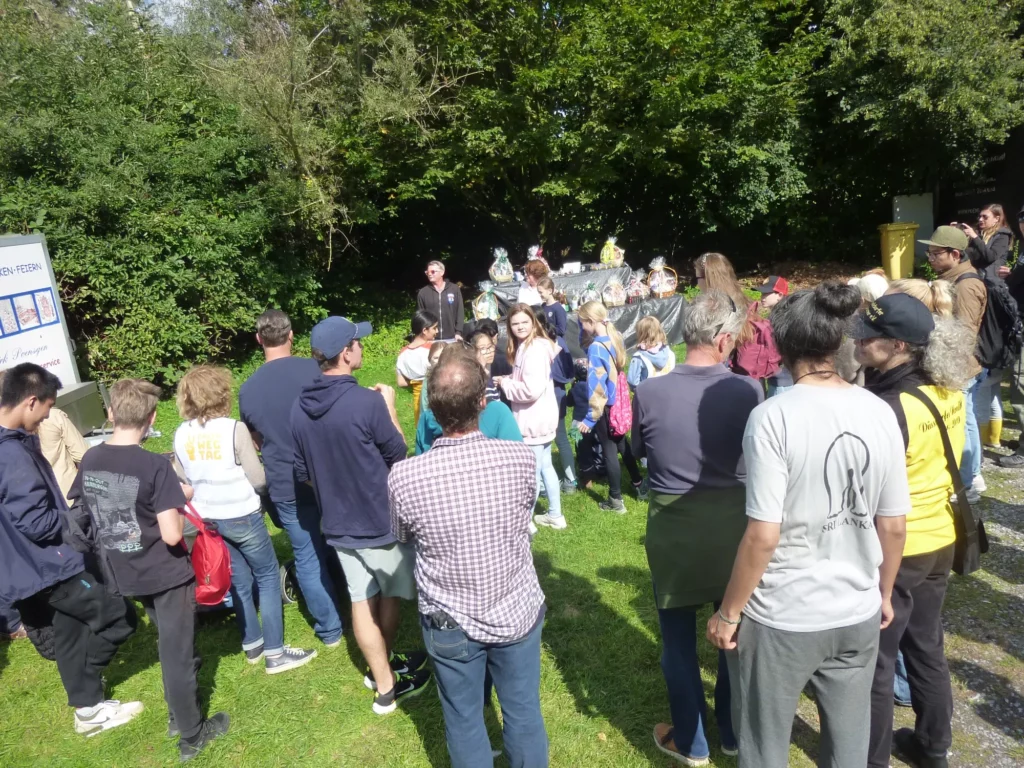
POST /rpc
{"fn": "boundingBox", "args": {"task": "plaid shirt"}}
[389,432,545,644]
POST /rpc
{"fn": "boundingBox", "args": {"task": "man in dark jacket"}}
[998,205,1024,468]
[416,260,465,340]
[290,317,431,716]
[0,363,140,736]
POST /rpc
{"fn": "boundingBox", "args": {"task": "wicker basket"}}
[646,265,678,299]
[472,291,499,320]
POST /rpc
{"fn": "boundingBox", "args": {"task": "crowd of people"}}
[0,208,1019,767]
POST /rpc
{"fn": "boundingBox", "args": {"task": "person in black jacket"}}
[960,203,1014,280]
[416,260,465,340]
[998,205,1024,467]
[0,363,140,736]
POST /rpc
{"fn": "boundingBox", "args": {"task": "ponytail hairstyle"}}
[577,301,626,369]
[505,303,551,361]
[770,282,861,366]
[406,309,439,343]
[694,252,753,344]
[886,279,954,319]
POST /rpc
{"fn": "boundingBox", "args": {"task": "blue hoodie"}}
[0,426,85,604]
[290,375,407,548]
[627,345,675,390]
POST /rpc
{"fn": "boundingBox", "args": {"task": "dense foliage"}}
[1,0,1023,380]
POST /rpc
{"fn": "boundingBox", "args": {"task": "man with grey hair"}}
[416,260,465,340]
[631,290,764,764]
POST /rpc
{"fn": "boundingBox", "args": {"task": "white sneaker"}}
[972,475,987,493]
[534,513,567,530]
[74,700,144,737]
[965,487,982,504]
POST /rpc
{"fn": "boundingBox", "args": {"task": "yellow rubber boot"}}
[985,418,1003,448]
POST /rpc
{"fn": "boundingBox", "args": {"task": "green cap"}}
[918,225,968,251]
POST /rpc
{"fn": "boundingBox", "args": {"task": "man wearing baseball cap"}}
[853,293,962,768]
[921,225,986,500]
[291,317,431,715]
[756,275,789,310]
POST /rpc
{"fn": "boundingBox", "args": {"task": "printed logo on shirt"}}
[183,434,223,462]
[822,432,873,532]
[83,471,143,553]
[447,292,454,304]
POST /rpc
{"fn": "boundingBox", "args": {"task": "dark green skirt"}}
[645,486,747,610]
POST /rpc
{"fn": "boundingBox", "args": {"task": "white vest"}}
[174,418,260,521]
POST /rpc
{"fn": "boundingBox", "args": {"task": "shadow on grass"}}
[945,568,1024,665]
[534,553,665,762]
[948,659,1024,744]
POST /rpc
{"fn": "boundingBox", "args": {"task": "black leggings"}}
[594,413,641,500]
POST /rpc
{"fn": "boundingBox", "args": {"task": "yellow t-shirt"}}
[897,386,965,557]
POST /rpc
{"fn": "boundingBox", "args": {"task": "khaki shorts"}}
[334,541,416,603]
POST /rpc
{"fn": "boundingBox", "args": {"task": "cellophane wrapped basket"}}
[526,244,550,270]
[580,282,602,305]
[626,270,650,303]
[489,248,514,283]
[646,257,678,298]
[599,237,625,268]
[602,278,626,307]
[472,281,500,320]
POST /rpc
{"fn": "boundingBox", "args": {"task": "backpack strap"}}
[904,387,982,575]
[955,272,984,285]
[181,502,206,533]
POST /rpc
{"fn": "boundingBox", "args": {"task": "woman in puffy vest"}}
[174,366,315,674]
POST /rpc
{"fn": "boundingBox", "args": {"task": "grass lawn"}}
[2,337,960,768]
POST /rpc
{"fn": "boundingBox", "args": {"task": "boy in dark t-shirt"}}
[69,379,230,761]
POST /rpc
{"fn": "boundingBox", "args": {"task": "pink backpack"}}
[733,316,781,380]
[602,343,633,439]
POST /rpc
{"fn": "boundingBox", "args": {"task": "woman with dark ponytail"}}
[707,283,911,768]
[396,310,439,424]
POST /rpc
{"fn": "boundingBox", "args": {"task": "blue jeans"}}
[961,372,984,488]
[422,614,548,768]
[218,512,285,656]
[531,443,562,519]
[974,367,1004,427]
[658,605,735,758]
[275,495,343,644]
[893,650,912,706]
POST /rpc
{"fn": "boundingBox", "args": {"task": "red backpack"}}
[601,342,633,439]
[733,316,781,380]
[181,503,232,606]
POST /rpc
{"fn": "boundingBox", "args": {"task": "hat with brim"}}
[757,275,789,296]
[310,316,373,359]
[918,225,968,252]
[850,294,934,346]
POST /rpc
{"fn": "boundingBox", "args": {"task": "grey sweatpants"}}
[726,611,881,768]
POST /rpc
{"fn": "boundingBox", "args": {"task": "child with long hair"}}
[495,304,565,529]
[576,301,643,512]
[396,310,439,424]
[627,316,676,390]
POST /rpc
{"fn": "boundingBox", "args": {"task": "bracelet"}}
[716,610,741,626]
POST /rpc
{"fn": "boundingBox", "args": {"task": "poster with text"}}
[0,238,79,387]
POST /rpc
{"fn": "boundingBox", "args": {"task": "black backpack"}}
[956,272,1024,369]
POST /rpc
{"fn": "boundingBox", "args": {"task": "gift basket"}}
[626,269,650,304]
[646,257,678,299]
[489,247,514,283]
[472,281,500,320]
[526,244,550,270]
[599,237,625,268]
[602,278,627,307]
[580,281,602,305]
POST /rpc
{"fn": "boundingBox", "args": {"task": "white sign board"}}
[0,235,81,388]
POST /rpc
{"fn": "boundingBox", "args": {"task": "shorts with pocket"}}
[334,541,416,602]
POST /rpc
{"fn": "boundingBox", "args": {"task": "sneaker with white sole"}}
[265,646,317,675]
[598,497,627,514]
[372,669,432,715]
[534,513,567,530]
[244,644,265,664]
[74,700,145,737]
[965,487,982,504]
[972,475,987,494]
[364,650,428,690]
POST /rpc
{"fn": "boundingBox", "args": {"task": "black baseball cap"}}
[850,293,934,346]
[757,276,790,296]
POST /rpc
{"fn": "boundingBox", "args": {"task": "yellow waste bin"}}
[879,222,920,280]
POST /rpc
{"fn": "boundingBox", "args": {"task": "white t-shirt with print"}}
[742,384,911,632]
[396,346,431,382]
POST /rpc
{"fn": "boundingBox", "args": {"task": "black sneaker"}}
[363,650,428,690]
[891,728,948,768]
[372,669,432,715]
[998,452,1024,468]
[265,646,317,675]
[178,712,230,762]
[244,644,265,664]
[634,477,649,501]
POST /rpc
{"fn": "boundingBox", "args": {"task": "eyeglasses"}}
[475,344,495,354]
[926,249,948,259]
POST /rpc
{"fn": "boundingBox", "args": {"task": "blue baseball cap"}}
[310,316,372,359]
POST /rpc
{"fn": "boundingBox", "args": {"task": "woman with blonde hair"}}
[577,301,644,512]
[174,365,316,673]
[886,279,954,318]
[494,304,565,529]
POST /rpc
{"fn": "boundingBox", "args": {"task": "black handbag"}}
[906,388,988,576]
